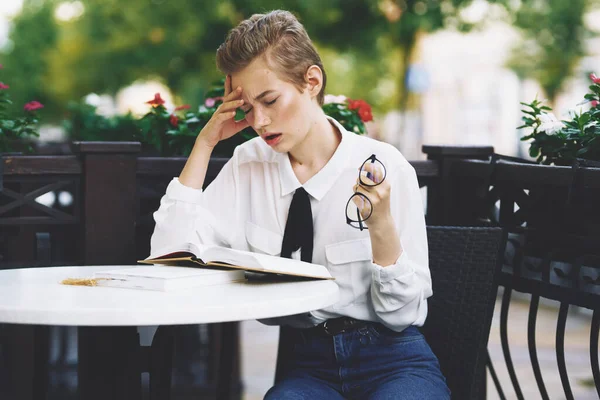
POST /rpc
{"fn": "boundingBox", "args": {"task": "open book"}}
[141,242,333,280]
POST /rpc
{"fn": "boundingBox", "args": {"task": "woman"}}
[151,9,449,400]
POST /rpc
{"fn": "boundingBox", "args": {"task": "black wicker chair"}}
[422,225,505,400]
[274,225,506,400]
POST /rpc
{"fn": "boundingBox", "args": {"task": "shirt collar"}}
[277,116,354,200]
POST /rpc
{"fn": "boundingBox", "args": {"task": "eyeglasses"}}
[345,154,387,231]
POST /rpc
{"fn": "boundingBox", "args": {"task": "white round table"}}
[0,266,340,326]
[0,266,340,400]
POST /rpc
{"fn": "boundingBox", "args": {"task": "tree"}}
[506,0,594,108]
[0,0,58,117]
[1,0,527,122]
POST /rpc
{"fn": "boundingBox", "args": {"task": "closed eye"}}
[241,98,277,113]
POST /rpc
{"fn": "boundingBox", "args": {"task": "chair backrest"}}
[422,225,505,400]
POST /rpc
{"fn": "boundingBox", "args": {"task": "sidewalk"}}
[240,297,598,400]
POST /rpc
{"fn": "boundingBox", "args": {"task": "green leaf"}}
[234,108,246,122]
[577,147,589,155]
[580,113,591,125]
[0,120,15,130]
[529,145,540,158]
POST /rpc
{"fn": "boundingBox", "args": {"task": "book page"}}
[251,253,332,278]
[203,246,332,279]
[202,246,263,270]
[148,242,202,260]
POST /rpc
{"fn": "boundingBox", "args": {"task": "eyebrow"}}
[254,90,276,101]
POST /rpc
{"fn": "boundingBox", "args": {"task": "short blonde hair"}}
[216,10,327,106]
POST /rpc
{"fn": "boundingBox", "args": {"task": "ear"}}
[305,65,323,99]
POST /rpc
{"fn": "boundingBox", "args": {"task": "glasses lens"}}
[346,193,372,223]
[359,159,386,186]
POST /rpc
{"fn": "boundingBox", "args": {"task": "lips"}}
[262,133,282,146]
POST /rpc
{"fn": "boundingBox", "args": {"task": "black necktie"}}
[280,187,313,263]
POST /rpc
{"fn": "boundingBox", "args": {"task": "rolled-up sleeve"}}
[150,151,240,257]
[369,162,432,331]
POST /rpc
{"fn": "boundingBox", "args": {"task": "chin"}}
[271,143,290,153]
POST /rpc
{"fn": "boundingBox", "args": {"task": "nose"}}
[250,108,271,131]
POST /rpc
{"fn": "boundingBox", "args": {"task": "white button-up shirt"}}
[151,117,431,332]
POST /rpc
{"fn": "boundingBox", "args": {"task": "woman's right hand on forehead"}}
[197,75,250,149]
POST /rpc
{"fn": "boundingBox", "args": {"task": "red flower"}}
[24,101,44,112]
[0,82,9,90]
[358,107,373,122]
[169,114,179,127]
[590,73,600,84]
[174,104,190,111]
[348,99,373,122]
[146,93,165,107]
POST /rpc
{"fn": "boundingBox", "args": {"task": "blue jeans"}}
[264,324,450,400]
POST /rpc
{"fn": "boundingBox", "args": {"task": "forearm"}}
[178,138,214,189]
[369,216,402,267]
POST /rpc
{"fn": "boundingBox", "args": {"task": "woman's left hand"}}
[352,162,392,228]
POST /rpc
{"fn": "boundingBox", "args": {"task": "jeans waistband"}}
[305,317,373,336]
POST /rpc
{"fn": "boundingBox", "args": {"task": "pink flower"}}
[204,96,223,108]
[169,114,179,127]
[0,82,9,90]
[174,104,190,111]
[145,93,165,107]
[205,98,216,108]
[590,73,600,84]
[24,101,44,112]
[592,100,599,108]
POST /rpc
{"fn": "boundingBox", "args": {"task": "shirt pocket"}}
[325,238,372,309]
[245,221,282,256]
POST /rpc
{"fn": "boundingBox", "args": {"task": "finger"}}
[358,171,376,186]
[361,162,384,184]
[354,181,374,197]
[351,192,372,219]
[223,86,243,103]
[371,164,384,184]
[217,110,237,121]
[218,99,244,113]
[224,75,232,97]
[351,194,367,211]
[355,180,383,208]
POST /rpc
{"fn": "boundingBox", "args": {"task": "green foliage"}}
[63,102,139,142]
[519,74,600,165]
[506,0,590,105]
[0,0,58,118]
[63,79,371,157]
[322,98,371,135]
[2,0,499,123]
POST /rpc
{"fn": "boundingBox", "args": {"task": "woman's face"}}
[230,56,318,153]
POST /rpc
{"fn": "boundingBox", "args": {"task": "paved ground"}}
[239,295,599,400]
